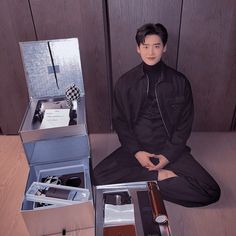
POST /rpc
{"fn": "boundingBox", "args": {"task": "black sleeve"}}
[112,80,142,155]
[161,79,194,162]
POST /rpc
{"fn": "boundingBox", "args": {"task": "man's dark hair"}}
[135,23,168,46]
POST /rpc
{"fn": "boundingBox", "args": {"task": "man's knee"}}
[197,181,221,207]
[206,183,221,205]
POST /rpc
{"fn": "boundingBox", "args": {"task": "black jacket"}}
[112,61,194,162]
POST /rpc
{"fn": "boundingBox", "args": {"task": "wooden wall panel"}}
[108,0,183,86]
[1,0,235,134]
[0,0,36,134]
[178,0,236,131]
[30,0,111,133]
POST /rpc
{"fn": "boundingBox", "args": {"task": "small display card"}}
[40,109,70,129]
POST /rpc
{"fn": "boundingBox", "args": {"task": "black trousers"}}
[93,147,221,207]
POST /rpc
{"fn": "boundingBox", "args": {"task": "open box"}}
[95,182,172,236]
[19,38,87,143]
[18,38,94,235]
[21,150,94,235]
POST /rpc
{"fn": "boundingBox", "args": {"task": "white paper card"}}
[104,204,135,226]
[40,109,70,129]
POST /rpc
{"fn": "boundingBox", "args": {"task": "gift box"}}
[18,38,94,236]
[19,38,86,143]
[95,181,172,236]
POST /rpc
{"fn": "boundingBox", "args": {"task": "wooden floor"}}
[0,132,236,236]
[0,135,29,236]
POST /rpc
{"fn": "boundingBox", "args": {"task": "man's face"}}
[137,34,167,65]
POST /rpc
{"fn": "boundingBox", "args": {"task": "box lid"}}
[19,38,85,100]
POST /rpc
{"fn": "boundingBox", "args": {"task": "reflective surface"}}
[19,38,85,99]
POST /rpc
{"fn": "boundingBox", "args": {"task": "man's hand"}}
[148,154,169,171]
[135,151,156,169]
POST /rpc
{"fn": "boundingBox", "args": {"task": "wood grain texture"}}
[0,0,36,134]
[30,0,111,133]
[108,0,182,86]
[0,135,29,236]
[178,0,236,131]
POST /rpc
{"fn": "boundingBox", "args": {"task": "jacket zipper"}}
[154,83,170,138]
[146,75,149,95]
[146,75,170,137]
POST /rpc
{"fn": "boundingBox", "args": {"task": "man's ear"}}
[163,44,167,52]
[136,45,140,54]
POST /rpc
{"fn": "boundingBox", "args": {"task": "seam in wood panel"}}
[176,0,184,70]
[102,0,113,131]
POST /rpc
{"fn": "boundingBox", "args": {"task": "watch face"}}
[156,214,168,224]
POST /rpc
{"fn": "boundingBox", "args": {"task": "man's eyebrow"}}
[143,42,161,45]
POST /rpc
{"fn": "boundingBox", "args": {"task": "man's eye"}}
[155,45,160,48]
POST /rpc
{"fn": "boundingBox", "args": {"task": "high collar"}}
[134,60,170,84]
[143,60,163,74]
[139,60,165,83]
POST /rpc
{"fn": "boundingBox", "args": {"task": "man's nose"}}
[148,47,154,55]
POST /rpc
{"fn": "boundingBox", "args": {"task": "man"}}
[93,23,220,207]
